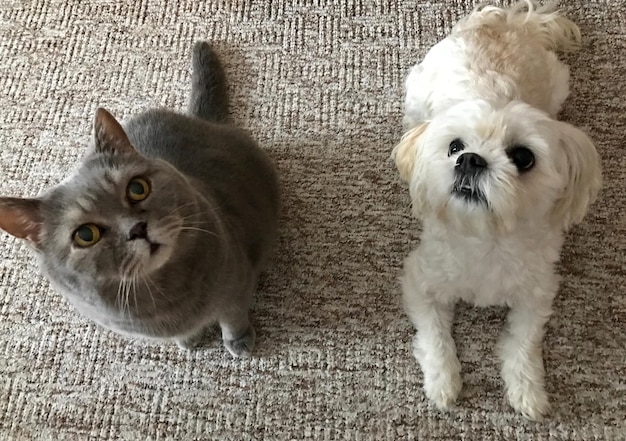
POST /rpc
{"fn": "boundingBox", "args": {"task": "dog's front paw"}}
[506,380,550,421]
[413,332,462,410]
[423,368,462,410]
[223,325,255,358]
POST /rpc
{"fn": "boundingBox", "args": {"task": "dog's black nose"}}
[128,221,148,240]
[455,152,487,174]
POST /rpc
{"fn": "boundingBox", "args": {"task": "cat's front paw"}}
[175,330,205,350]
[223,325,255,357]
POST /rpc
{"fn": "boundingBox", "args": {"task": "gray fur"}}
[0,42,280,357]
[187,41,230,122]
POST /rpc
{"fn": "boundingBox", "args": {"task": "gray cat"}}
[0,42,280,357]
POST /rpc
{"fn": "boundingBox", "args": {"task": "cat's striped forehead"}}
[50,155,147,221]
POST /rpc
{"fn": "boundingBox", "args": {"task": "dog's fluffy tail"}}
[456,1,581,53]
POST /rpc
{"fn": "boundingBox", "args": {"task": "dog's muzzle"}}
[452,152,488,204]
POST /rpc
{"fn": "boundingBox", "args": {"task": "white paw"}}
[506,381,550,421]
[423,368,463,410]
[413,333,462,410]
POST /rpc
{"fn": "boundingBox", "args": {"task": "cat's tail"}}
[187,41,229,122]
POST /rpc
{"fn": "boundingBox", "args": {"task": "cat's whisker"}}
[160,216,206,231]
[120,260,143,317]
[132,273,138,314]
[117,263,130,317]
[159,210,216,235]
[116,278,126,317]
[123,278,130,318]
[167,201,196,217]
[171,205,217,223]
[180,226,222,239]
[115,279,124,312]
[141,270,158,313]
[177,218,207,226]
[187,204,228,239]
[126,275,131,313]
[170,201,196,214]
[142,274,157,312]
[179,209,209,219]
[161,221,183,236]
[159,217,221,238]
[120,279,127,317]
[144,274,169,301]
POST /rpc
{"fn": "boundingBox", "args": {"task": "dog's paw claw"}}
[424,370,462,410]
[506,383,550,421]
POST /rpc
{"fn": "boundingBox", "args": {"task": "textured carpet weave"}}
[0,0,624,439]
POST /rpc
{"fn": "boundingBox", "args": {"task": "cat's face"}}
[0,108,201,286]
[40,154,197,282]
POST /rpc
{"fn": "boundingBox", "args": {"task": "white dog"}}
[392,1,601,420]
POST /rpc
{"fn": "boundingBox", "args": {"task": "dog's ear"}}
[551,122,602,230]
[392,123,429,182]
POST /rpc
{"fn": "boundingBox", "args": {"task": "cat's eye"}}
[127,177,150,203]
[448,138,465,156]
[73,224,102,247]
[508,145,535,172]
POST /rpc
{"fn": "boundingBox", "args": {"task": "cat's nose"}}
[128,222,148,241]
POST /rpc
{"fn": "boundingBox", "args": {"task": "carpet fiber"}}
[0,0,624,439]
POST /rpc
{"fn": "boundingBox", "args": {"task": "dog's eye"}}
[508,146,535,172]
[448,139,465,156]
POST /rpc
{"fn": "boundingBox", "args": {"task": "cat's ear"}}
[0,197,43,244]
[93,108,137,155]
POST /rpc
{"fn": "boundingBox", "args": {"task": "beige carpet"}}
[0,0,624,439]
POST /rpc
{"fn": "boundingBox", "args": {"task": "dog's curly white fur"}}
[393,1,601,420]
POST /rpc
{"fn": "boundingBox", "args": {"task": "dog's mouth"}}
[452,180,487,205]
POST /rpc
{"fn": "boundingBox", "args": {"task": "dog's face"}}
[393,99,601,233]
